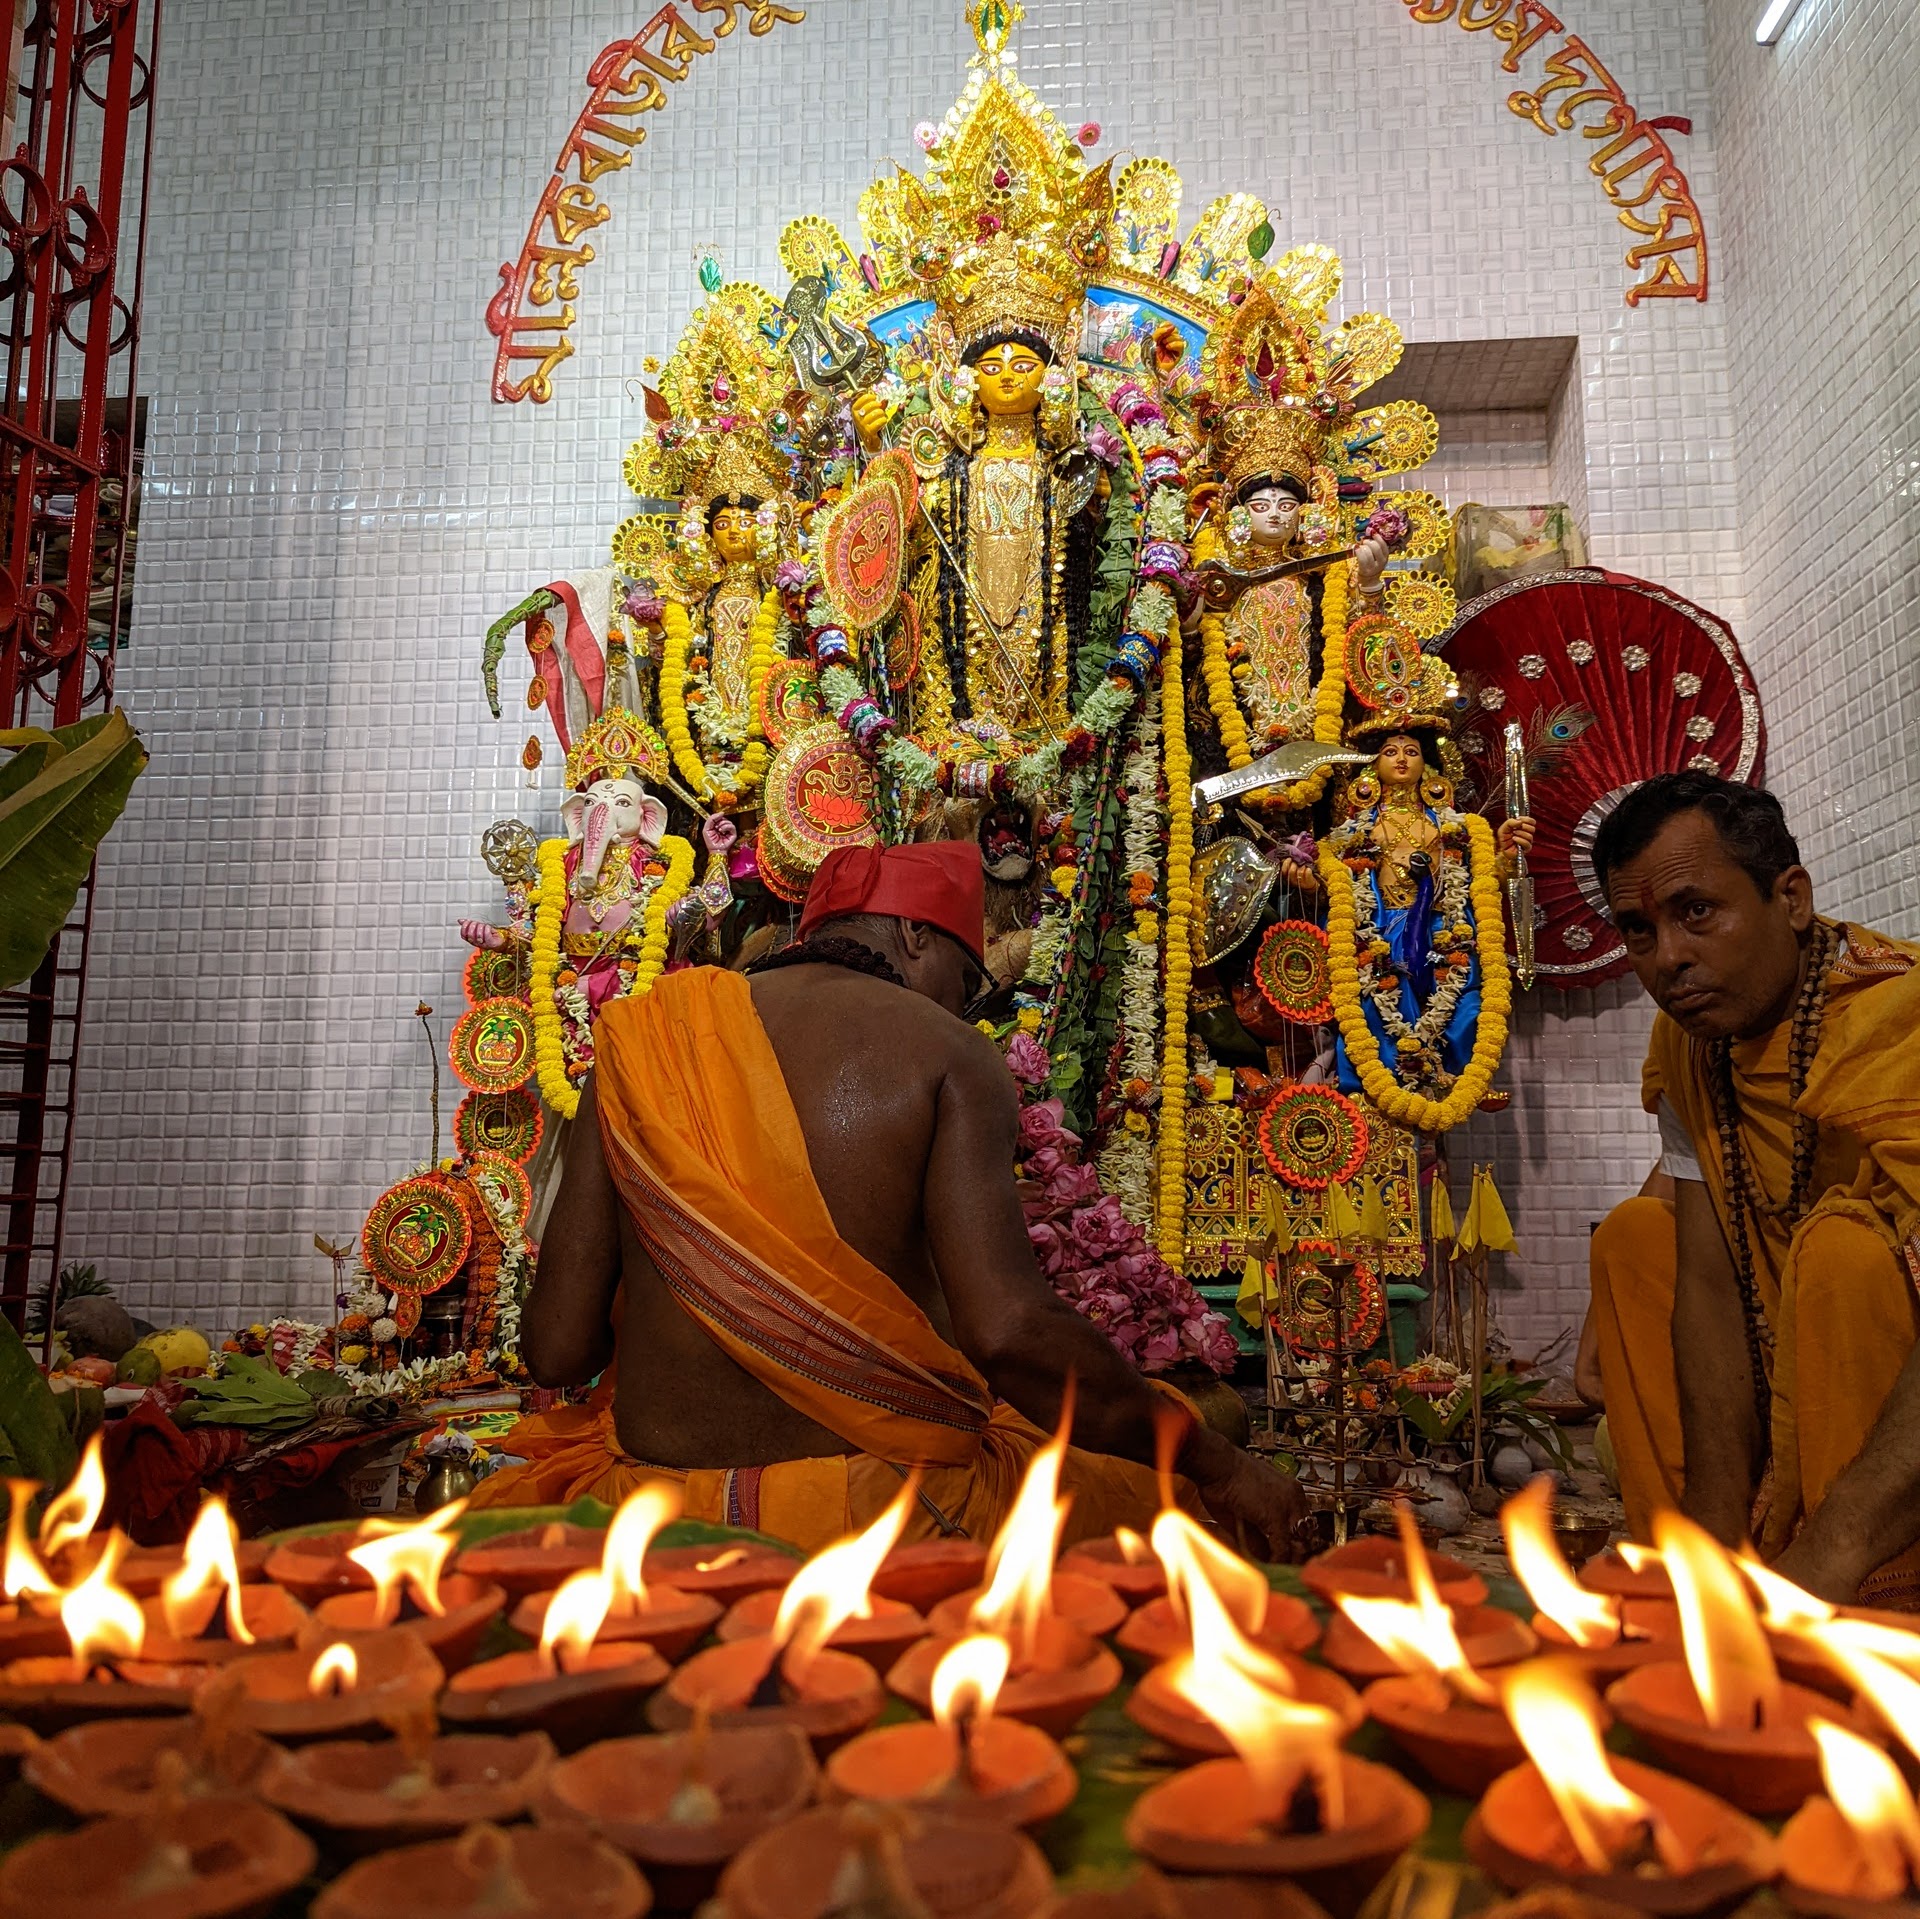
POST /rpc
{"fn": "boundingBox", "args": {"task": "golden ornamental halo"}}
[563,708,670,793]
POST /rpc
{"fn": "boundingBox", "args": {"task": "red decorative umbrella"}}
[1441,569,1766,989]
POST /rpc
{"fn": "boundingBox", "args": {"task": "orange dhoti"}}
[471,968,1177,1556]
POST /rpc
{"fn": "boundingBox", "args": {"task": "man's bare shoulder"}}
[748,965,989,1060]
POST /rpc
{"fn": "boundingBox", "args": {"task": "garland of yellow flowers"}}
[1316,811,1512,1132]
[1155,615,1194,1268]
[658,589,782,805]
[1193,531,1353,809]
[529,830,697,1122]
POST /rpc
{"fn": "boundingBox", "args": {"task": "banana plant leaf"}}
[0,709,147,991]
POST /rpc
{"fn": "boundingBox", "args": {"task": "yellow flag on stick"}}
[1478,1169,1518,1255]
[1358,1176,1391,1247]
[1324,1180,1364,1245]
[1237,1256,1271,1329]
[1263,1187,1295,1255]
[1455,1166,1485,1256]
[1428,1179,1455,1245]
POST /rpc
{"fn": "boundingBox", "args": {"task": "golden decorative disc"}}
[763,720,880,876]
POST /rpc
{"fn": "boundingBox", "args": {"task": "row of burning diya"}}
[8,1426,1920,1919]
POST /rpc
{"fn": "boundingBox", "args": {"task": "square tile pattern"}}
[66,0,1896,1363]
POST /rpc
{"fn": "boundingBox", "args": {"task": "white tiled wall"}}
[69,0,1757,1347]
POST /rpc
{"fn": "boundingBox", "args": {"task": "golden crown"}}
[563,709,669,793]
[1217,401,1328,499]
[651,281,795,515]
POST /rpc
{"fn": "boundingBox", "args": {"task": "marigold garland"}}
[659,591,781,805]
[1155,616,1194,1268]
[528,830,697,1122]
[734,588,782,796]
[1316,810,1512,1133]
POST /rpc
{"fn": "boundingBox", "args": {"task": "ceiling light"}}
[1754,0,1807,44]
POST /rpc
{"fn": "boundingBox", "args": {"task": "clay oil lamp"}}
[1043,1872,1331,1919]
[1116,1506,1318,1670]
[1301,1528,1487,1608]
[456,1519,605,1600]
[1319,1508,1535,1685]
[259,1703,556,1855]
[536,1713,818,1908]
[872,1536,988,1612]
[0,1530,211,1732]
[1582,1539,1675,1604]
[265,1522,386,1606]
[0,1479,68,1661]
[1780,1717,1920,1917]
[1605,1511,1846,1815]
[828,1630,1076,1828]
[118,1533,272,1600]
[1739,1556,1920,1707]
[32,1432,107,1578]
[715,1800,1054,1919]
[1127,1507,1359,1756]
[0,1793,317,1919]
[646,1540,800,1607]
[1123,1599,1430,1918]
[443,1562,670,1749]
[311,1499,505,1673]
[23,1705,275,1817]
[312,1821,651,1919]
[202,1633,443,1743]
[510,1485,721,1660]
[653,1482,909,1749]
[888,1430,1122,1739]
[139,1495,308,1660]
[1467,1657,1779,1914]
[1504,1479,1678,1683]
[1059,1526,1168,1606]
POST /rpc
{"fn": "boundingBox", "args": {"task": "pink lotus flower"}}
[1077,122,1101,147]
[1005,1033,1051,1086]
[1018,1096,1075,1149]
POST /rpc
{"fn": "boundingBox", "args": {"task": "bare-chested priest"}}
[472,840,1310,1560]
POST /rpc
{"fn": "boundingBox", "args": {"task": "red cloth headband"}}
[798,842,986,966]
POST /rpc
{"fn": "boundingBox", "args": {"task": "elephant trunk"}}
[573,796,616,897]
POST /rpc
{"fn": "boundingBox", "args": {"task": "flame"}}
[694,1548,748,1574]
[345,1499,466,1623]
[1502,1659,1685,1873]
[930,1633,1012,1731]
[39,1434,105,1562]
[772,1477,915,1676]
[969,1417,1072,1654]
[308,1641,358,1696]
[1653,1512,1779,1731]
[1736,1555,1834,1633]
[1809,1718,1920,1897]
[1503,1479,1621,1649]
[1150,1506,1270,1637]
[1615,1540,1662,1574]
[60,1529,144,1672]
[1113,1527,1150,1566]
[161,1497,254,1646]
[1332,1506,1493,1702]
[1816,1617,1920,1682]
[1799,1631,1920,1764]
[600,1482,683,1609]
[3,1480,56,1602]
[540,1568,615,1668]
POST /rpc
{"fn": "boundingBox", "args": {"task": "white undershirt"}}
[1656,1095,1703,1183]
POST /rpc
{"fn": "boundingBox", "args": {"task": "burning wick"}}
[161,1497,255,1647]
[1655,1513,1780,1734]
[39,1434,107,1565]
[930,1633,1011,1793]
[765,1477,917,1698]
[695,1548,749,1575]
[1335,1506,1494,1706]
[538,1568,615,1676]
[308,1641,359,1698]
[968,1415,1072,1662]
[60,1530,144,1680]
[1804,1718,1920,1900]
[1503,1479,1622,1649]
[346,1500,466,1626]
[1112,1527,1150,1566]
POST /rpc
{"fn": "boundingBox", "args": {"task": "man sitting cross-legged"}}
[472,839,1309,1561]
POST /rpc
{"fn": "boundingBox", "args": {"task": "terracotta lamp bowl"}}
[928,1571,1127,1641]
[645,1543,800,1607]
[1580,1551,1674,1603]
[441,1641,670,1751]
[1127,1652,1364,1760]
[1606,1661,1848,1816]
[536,1724,818,1910]
[872,1538,989,1612]
[716,1587,928,1673]
[1320,1604,1537,1684]
[264,1530,375,1607]
[716,1803,1054,1919]
[0,1723,34,1789]
[0,1655,210,1735]
[1042,1875,1333,1919]
[1115,1588,1320,1669]
[509,1581,721,1664]
[197,1632,444,1744]
[889,1617,1123,1739]
[23,1714,277,1818]
[0,1598,76,1663]
[1781,1793,1920,1919]
[119,1537,273,1600]
[456,1522,605,1600]
[825,1714,1078,1828]
[1466,1755,1779,1914]
[259,1731,556,1855]
[137,1582,311,1662]
[1302,1536,1488,1608]
[1770,1602,1920,1701]
[650,1636,885,1754]
[1361,1674,1532,1795]
[0,1794,317,1919]
[1059,1536,1168,1605]
[311,1573,506,1674]
[1125,1751,1431,1919]
[1534,1599,1682,1685]
[312,1822,651,1919]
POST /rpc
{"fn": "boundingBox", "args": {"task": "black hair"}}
[960,327,1056,367]
[705,492,762,531]
[1234,472,1309,507]
[1590,772,1801,900]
